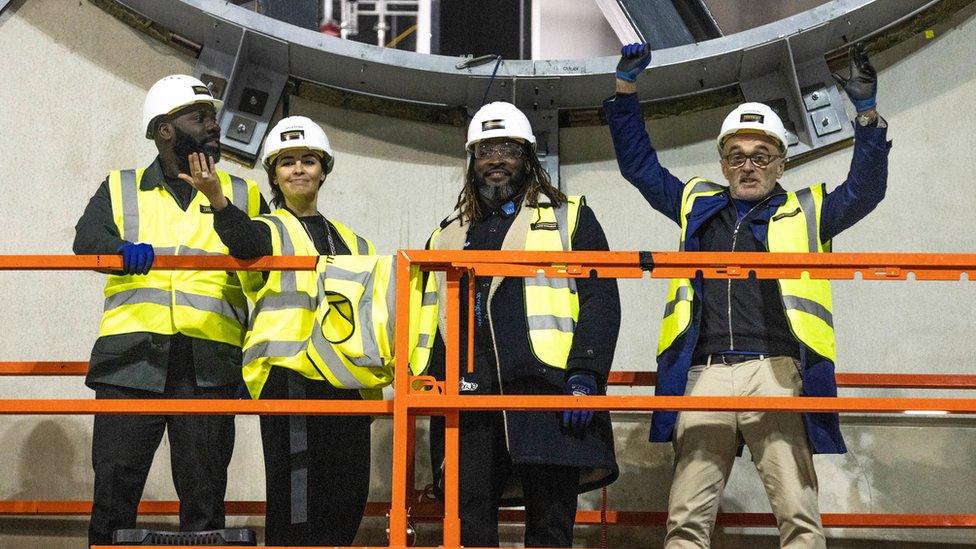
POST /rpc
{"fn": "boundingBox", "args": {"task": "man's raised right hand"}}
[616,43,652,83]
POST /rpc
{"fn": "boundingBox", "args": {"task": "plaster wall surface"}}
[0,0,974,547]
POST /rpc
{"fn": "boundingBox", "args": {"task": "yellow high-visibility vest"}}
[238,209,380,399]
[409,196,584,372]
[99,168,262,347]
[657,178,836,361]
[306,254,417,398]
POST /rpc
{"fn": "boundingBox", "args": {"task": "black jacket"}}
[429,201,621,497]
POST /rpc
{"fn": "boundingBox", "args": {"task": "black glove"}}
[561,373,598,437]
[117,242,154,275]
[832,43,877,112]
[616,43,652,83]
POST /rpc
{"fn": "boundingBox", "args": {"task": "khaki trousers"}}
[664,356,825,549]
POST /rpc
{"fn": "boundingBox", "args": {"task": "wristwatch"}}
[856,111,881,127]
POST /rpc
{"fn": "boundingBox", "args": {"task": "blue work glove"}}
[616,43,652,83]
[832,43,877,112]
[117,242,154,275]
[561,373,598,437]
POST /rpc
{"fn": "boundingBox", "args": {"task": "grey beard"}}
[477,181,520,202]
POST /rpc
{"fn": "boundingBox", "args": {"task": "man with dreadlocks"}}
[411,101,621,547]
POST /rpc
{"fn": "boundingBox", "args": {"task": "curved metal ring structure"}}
[104,0,958,165]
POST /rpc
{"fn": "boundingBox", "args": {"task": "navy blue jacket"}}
[604,92,892,454]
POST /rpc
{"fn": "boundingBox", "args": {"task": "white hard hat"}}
[142,74,223,139]
[465,101,536,151]
[261,116,335,173]
[716,102,788,153]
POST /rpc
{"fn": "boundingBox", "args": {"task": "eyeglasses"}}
[722,152,783,168]
[474,141,525,160]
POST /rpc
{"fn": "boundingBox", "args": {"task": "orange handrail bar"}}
[3,251,976,547]
[389,249,976,547]
[3,500,975,529]
[5,361,976,390]
[0,399,391,415]
[2,250,975,280]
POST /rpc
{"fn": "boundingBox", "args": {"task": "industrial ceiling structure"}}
[98,0,967,184]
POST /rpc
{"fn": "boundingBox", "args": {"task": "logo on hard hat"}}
[740,113,764,123]
[281,130,305,141]
[191,85,213,97]
[482,119,506,131]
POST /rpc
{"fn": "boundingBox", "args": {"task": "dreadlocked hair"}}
[453,146,567,225]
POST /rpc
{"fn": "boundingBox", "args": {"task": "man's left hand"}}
[561,373,598,437]
[832,43,877,113]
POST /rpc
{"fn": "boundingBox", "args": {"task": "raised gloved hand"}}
[117,242,154,275]
[616,43,652,83]
[561,373,598,437]
[832,43,877,112]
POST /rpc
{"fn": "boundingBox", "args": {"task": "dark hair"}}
[454,144,566,225]
[265,165,285,209]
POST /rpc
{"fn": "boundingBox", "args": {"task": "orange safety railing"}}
[2,252,976,549]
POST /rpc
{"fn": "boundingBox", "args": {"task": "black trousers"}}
[259,367,372,546]
[459,411,580,548]
[88,342,236,545]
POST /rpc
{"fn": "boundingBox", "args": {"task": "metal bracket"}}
[194,25,289,165]
[738,34,853,159]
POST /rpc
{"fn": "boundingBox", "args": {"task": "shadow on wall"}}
[839,424,976,520]
[3,419,89,501]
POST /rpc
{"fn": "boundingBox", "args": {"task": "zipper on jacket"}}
[726,194,776,351]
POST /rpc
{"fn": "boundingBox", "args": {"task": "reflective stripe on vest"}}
[409,196,584,372]
[768,184,835,361]
[306,255,400,392]
[657,178,723,355]
[657,179,836,361]
[239,210,375,399]
[523,197,582,368]
[99,169,260,346]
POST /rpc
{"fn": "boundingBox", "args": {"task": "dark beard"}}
[173,127,221,172]
[476,166,527,205]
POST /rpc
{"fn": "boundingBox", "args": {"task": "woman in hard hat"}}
[183,115,374,546]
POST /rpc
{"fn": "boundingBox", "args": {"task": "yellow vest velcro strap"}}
[175,291,247,325]
[244,339,307,365]
[526,315,576,333]
[104,287,171,311]
[663,285,692,318]
[120,170,139,241]
[782,295,833,327]
[794,187,819,252]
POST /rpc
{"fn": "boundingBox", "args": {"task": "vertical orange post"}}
[389,251,412,548]
[443,267,462,547]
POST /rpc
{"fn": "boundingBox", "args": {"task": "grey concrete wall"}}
[0,0,974,547]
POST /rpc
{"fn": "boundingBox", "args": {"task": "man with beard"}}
[412,101,621,546]
[73,74,266,545]
[606,44,890,547]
